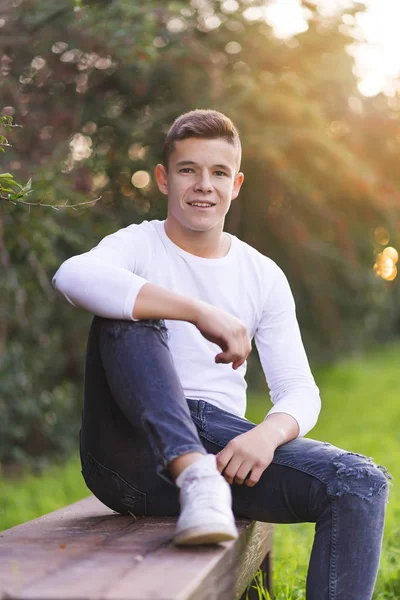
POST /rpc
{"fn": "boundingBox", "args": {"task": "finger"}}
[215,446,234,474]
[215,351,240,365]
[233,460,254,485]
[245,464,267,487]
[222,456,243,485]
[232,358,245,370]
[215,352,227,364]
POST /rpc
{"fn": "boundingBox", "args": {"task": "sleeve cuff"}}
[264,392,321,438]
[123,277,148,321]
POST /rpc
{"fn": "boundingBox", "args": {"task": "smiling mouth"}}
[187,201,215,208]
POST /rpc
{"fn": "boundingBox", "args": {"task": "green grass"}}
[0,455,88,531]
[1,343,399,598]
[245,342,400,600]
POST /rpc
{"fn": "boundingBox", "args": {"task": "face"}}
[155,137,244,235]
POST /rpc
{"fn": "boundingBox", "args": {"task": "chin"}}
[185,220,218,233]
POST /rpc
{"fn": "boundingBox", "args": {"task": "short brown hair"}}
[163,109,241,173]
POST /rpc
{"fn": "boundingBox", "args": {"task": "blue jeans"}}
[80,317,392,600]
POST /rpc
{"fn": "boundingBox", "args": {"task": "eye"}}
[179,167,194,173]
[214,170,227,177]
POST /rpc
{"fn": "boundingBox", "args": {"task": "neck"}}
[164,218,230,259]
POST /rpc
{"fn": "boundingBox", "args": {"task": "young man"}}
[53,109,390,599]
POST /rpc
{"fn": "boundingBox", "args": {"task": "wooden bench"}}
[0,495,273,600]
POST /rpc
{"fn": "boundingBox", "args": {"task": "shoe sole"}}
[173,525,238,546]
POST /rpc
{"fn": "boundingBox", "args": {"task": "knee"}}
[94,316,168,341]
[328,451,392,504]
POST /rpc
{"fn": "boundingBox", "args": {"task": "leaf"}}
[0,173,14,179]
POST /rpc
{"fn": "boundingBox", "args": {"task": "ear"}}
[155,164,168,195]
[231,172,244,200]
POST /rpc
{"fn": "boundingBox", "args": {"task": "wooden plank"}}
[1,496,273,600]
[240,550,273,600]
[5,520,178,599]
[0,497,145,598]
[103,520,272,600]
[234,521,273,599]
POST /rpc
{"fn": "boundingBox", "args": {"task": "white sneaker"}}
[173,454,239,546]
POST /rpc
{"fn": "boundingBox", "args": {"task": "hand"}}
[215,424,276,487]
[191,303,252,370]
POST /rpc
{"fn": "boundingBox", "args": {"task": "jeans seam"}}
[198,400,207,428]
[186,398,202,420]
[82,451,148,515]
[198,431,225,448]
[272,457,330,489]
[162,444,207,466]
[329,499,338,600]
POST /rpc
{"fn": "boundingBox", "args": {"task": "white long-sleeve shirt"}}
[52,219,321,437]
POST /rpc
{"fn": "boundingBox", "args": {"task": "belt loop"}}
[199,399,206,421]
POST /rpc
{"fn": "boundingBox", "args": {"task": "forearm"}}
[257,412,300,448]
[54,255,214,327]
[53,255,147,320]
[133,282,204,323]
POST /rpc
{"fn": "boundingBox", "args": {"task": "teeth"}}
[190,203,213,207]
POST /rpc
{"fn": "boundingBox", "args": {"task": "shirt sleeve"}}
[254,265,321,437]
[52,225,149,320]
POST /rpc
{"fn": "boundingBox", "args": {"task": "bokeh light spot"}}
[69,133,93,161]
[128,144,147,160]
[374,227,390,245]
[92,173,109,191]
[131,171,150,189]
[167,18,187,33]
[373,250,398,281]
[95,57,113,70]
[384,266,397,281]
[221,0,239,14]
[31,56,46,70]
[82,121,97,135]
[225,41,242,54]
[383,246,398,264]
[52,42,68,54]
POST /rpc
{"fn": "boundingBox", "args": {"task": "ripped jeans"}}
[80,316,392,600]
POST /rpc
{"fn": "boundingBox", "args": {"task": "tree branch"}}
[0,196,102,209]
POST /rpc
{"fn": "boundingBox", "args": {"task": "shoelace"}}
[183,475,225,509]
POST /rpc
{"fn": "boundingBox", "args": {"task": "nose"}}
[194,171,213,193]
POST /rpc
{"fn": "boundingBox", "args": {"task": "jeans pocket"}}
[201,402,255,447]
[81,452,147,517]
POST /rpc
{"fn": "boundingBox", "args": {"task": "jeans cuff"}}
[156,445,208,486]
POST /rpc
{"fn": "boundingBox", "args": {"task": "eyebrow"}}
[175,160,233,175]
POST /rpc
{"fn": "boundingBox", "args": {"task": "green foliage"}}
[0,116,31,202]
[0,343,80,468]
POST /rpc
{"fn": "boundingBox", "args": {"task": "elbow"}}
[52,256,83,305]
[300,391,321,438]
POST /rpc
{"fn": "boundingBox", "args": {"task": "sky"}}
[259,0,400,97]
